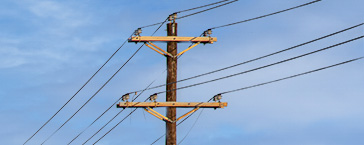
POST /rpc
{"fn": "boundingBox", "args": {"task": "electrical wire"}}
[67,96,123,145]
[177,109,204,145]
[68,19,167,144]
[91,25,362,144]
[156,56,364,144]
[150,98,215,145]
[219,56,364,95]
[154,35,364,95]
[129,23,364,94]
[66,18,168,145]
[82,83,153,145]
[175,0,230,13]
[93,108,138,144]
[177,0,238,20]
[140,0,237,28]
[23,33,133,145]
[150,108,199,145]
[209,0,322,30]
[40,44,145,145]
[153,56,364,145]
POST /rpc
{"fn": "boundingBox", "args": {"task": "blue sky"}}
[1,0,363,145]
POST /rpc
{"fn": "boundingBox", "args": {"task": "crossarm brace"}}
[144,42,172,57]
[144,107,172,122]
[144,107,201,123]
[177,42,200,56]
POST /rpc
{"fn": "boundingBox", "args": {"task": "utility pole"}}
[121,13,226,145]
[166,19,177,145]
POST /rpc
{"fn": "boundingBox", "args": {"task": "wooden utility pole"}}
[123,13,224,145]
[166,22,177,145]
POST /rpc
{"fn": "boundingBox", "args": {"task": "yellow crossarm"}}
[129,36,217,43]
[117,102,227,108]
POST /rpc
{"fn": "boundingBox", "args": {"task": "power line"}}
[82,84,152,144]
[150,108,200,145]
[178,109,204,145]
[209,0,321,30]
[66,96,123,145]
[68,20,168,144]
[150,57,364,145]
[219,56,364,94]
[83,67,165,144]
[154,35,364,95]
[40,44,145,145]
[175,0,230,13]
[129,23,364,94]
[23,33,133,145]
[156,56,364,144]
[93,108,137,144]
[177,0,238,20]
[140,0,237,28]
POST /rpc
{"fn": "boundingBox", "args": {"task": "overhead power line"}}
[129,23,364,94]
[41,44,145,145]
[81,84,152,145]
[150,108,199,145]
[66,96,123,145]
[161,56,364,144]
[219,56,364,94]
[150,56,364,145]
[177,109,204,145]
[140,0,237,28]
[154,35,364,94]
[68,20,168,145]
[23,33,133,145]
[209,0,321,29]
[93,108,137,144]
[177,0,238,20]
[175,0,230,13]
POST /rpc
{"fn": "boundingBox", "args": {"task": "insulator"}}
[122,94,130,102]
[203,31,208,37]
[137,28,142,34]
[150,93,158,102]
[134,30,139,36]
[213,94,222,102]
[207,29,212,35]
[173,13,177,19]
[168,15,173,21]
